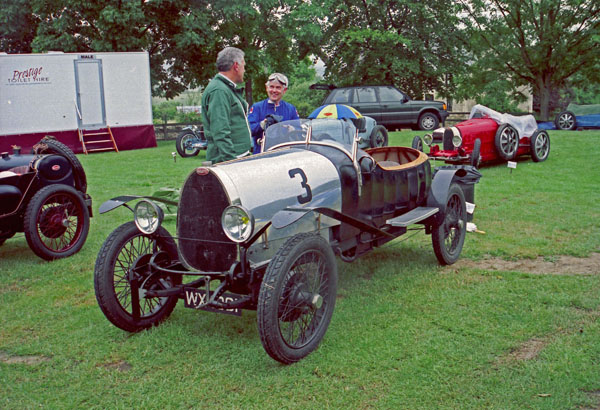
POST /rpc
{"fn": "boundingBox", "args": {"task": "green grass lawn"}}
[1,129,599,408]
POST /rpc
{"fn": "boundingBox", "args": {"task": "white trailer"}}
[0,51,156,154]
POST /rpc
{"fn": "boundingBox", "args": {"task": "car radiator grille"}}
[177,170,236,272]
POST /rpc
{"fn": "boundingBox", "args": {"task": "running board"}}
[386,207,439,227]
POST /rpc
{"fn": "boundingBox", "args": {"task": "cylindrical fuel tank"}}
[0,152,32,173]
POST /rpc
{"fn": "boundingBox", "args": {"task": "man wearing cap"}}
[201,46,252,164]
[247,73,300,153]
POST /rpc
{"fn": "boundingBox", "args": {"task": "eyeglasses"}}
[267,73,288,87]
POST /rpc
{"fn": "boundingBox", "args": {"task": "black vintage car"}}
[94,118,481,364]
[0,136,92,260]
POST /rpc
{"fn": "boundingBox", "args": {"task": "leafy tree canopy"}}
[458,0,600,119]
[2,0,599,119]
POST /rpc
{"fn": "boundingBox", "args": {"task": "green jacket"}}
[201,74,252,163]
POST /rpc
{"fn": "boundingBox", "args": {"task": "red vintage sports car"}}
[412,104,550,167]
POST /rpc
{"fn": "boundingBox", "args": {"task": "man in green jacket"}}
[201,47,252,164]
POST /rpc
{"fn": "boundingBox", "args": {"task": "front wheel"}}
[369,125,389,148]
[23,184,90,260]
[432,184,467,265]
[257,233,338,364]
[94,221,180,332]
[530,130,550,162]
[418,113,439,131]
[176,131,201,157]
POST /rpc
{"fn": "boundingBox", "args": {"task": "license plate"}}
[183,288,242,316]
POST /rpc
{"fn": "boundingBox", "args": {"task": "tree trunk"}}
[245,79,253,106]
[537,82,551,122]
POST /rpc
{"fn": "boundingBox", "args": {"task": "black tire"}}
[35,136,87,193]
[432,184,467,266]
[418,112,439,131]
[555,111,576,131]
[257,233,338,364]
[23,184,90,260]
[494,123,519,161]
[411,135,424,152]
[94,221,180,332]
[530,130,550,162]
[369,125,389,148]
[176,131,200,157]
[470,138,481,167]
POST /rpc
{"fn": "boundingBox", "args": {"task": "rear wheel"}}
[494,124,519,161]
[369,125,388,148]
[24,184,90,260]
[411,136,424,152]
[176,131,201,157]
[530,130,550,162]
[432,184,466,265]
[418,113,439,131]
[258,233,337,364]
[555,111,576,131]
[94,221,180,332]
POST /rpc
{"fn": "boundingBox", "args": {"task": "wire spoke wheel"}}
[24,185,89,260]
[278,254,328,347]
[94,222,180,332]
[258,233,337,364]
[432,184,466,265]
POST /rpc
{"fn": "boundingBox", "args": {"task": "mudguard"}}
[426,165,481,224]
[99,195,178,214]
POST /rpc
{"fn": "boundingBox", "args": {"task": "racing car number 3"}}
[289,168,312,204]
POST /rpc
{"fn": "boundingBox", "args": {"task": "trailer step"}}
[78,126,119,154]
[87,147,116,152]
[86,140,112,144]
[386,207,439,227]
[83,131,110,136]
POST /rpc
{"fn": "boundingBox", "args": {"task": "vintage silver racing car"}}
[94,117,481,364]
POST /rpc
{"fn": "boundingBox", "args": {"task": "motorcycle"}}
[175,125,207,158]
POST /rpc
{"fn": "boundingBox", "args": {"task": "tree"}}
[459,0,600,120]
[0,0,38,53]
[280,58,324,117]
[200,0,301,105]
[289,0,468,99]
[30,0,217,98]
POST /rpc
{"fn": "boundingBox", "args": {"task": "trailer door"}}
[74,58,106,129]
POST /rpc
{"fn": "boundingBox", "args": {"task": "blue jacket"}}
[247,99,299,153]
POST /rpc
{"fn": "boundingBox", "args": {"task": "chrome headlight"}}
[221,205,254,243]
[134,200,164,234]
[451,127,462,148]
[423,133,433,146]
